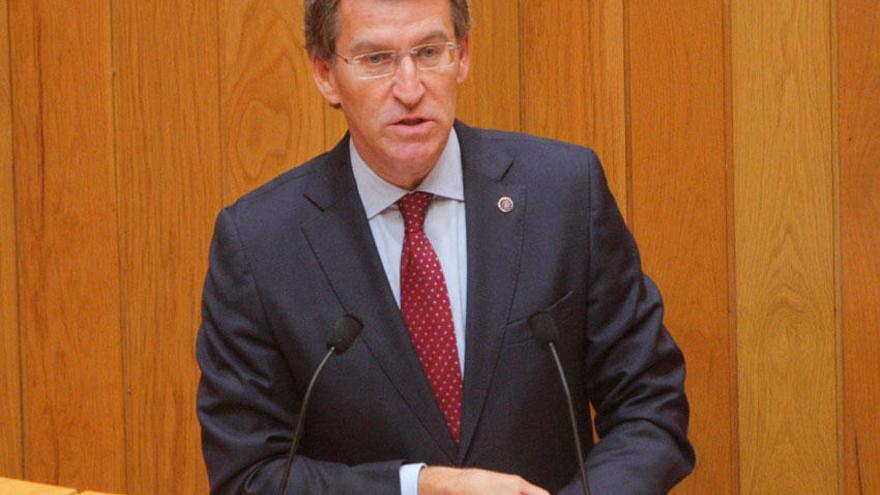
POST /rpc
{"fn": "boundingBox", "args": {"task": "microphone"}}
[528,312,592,495]
[277,315,364,495]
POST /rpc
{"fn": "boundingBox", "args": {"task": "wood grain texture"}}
[627,1,734,493]
[455,0,519,132]
[1,3,866,494]
[520,0,628,215]
[8,0,125,490]
[112,0,221,493]
[839,0,880,493]
[732,1,838,493]
[586,0,627,216]
[220,0,325,202]
[520,0,589,142]
[0,0,22,479]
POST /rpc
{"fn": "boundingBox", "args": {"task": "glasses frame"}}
[334,42,462,80]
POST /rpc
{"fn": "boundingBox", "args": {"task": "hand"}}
[418,466,551,495]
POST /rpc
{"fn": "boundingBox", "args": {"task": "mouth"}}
[388,116,436,138]
[394,116,431,127]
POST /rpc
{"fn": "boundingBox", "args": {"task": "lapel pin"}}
[497,196,515,213]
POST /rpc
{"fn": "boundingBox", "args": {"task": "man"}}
[196,0,695,493]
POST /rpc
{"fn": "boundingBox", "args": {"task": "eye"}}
[417,45,441,59]
[361,52,393,66]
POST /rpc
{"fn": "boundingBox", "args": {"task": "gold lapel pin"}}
[497,196,515,213]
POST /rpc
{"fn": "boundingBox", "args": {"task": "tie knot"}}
[397,192,433,233]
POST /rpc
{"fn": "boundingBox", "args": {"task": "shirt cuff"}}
[399,462,427,495]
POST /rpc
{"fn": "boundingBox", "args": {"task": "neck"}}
[383,169,430,190]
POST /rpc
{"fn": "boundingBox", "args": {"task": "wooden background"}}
[1,0,877,493]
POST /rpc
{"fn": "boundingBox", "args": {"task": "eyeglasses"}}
[334,42,461,80]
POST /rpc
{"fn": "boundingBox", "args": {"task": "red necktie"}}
[397,192,463,442]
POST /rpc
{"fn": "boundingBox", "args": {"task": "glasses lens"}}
[354,51,396,77]
[349,43,458,79]
[414,43,456,70]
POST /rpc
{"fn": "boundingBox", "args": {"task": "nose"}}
[391,55,425,107]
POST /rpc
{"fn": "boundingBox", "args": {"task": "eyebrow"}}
[348,30,453,54]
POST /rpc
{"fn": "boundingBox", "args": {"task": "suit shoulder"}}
[477,128,600,171]
[468,127,601,185]
[217,148,340,235]
[230,152,328,207]
[480,128,597,155]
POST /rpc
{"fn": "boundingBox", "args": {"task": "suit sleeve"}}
[196,208,402,495]
[558,152,695,494]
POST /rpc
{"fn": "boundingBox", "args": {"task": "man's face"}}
[310,0,470,187]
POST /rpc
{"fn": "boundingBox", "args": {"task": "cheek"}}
[344,88,390,120]
[440,83,461,113]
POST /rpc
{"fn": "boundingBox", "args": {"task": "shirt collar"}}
[350,128,464,220]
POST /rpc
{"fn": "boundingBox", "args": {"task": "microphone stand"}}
[547,341,591,495]
[529,312,591,495]
[276,346,335,495]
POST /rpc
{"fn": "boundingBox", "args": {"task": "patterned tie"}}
[397,192,463,442]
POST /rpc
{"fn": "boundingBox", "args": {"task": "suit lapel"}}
[300,127,526,464]
[454,123,526,463]
[300,137,458,461]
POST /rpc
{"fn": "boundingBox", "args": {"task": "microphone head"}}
[528,311,559,349]
[327,315,363,354]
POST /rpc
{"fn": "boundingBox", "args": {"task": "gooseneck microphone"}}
[528,312,592,495]
[277,315,364,495]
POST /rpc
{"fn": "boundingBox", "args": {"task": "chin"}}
[389,142,442,170]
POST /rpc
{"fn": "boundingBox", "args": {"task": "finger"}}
[516,480,550,495]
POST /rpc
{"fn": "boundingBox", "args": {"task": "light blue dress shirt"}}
[349,129,467,495]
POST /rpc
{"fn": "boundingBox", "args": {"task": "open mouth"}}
[396,117,429,126]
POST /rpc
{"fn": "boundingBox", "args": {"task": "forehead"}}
[335,0,455,50]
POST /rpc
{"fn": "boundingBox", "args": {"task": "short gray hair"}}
[304,0,471,61]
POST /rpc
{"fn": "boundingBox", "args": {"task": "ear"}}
[455,35,471,85]
[310,56,342,107]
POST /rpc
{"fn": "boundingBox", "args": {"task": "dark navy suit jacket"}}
[196,122,695,494]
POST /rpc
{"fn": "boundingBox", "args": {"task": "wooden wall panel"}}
[113,0,221,493]
[520,0,628,215]
[520,0,589,143]
[456,0,519,132]
[8,1,125,490]
[0,0,22,478]
[220,0,325,202]
[732,1,838,493]
[586,0,627,213]
[4,3,874,494]
[839,1,880,493]
[627,1,734,493]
